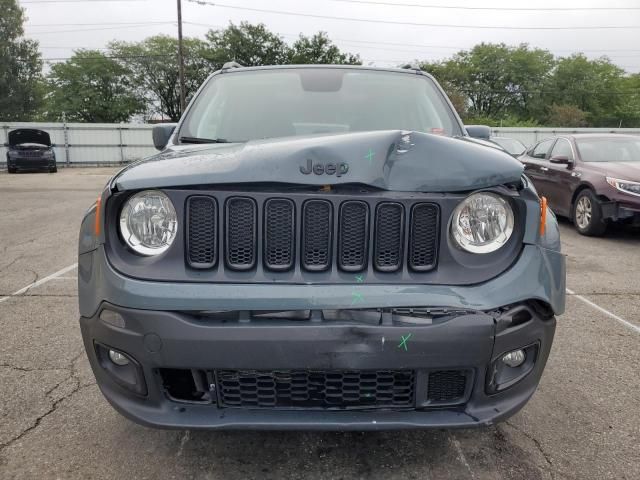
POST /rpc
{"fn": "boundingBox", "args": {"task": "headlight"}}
[119,190,177,256]
[451,192,514,253]
[606,177,640,197]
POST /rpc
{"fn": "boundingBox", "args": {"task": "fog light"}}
[501,349,526,368]
[108,349,130,366]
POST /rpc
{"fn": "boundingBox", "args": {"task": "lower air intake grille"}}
[225,197,257,270]
[302,200,332,271]
[409,203,439,271]
[264,199,295,270]
[427,370,467,403]
[217,369,415,409]
[374,202,404,272]
[186,196,217,268]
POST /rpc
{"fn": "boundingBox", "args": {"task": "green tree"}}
[546,104,588,127]
[45,50,144,122]
[544,54,628,127]
[204,22,290,69]
[109,35,211,121]
[0,0,43,120]
[288,32,360,65]
[422,43,554,122]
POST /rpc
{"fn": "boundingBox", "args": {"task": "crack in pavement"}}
[0,364,68,374]
[0,350,92,454]
[503,421,560,480]
[0,255,24,274]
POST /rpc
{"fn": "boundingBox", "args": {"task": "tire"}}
[49,165,57,173]
[573,189,607,236]
[8,166,17,174]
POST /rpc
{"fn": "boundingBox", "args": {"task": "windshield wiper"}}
[179,136,239,144]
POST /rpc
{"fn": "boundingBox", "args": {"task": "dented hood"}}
[114,130,524,192]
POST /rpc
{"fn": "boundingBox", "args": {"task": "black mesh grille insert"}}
[302,200,332,271]
[186,196,217,268]
[264,199,295,271]
[409,203,439,271]
[225,197,257,270]
[427,370,467,402]
[374,202,404,271]
[217,369,415,409]
[338,201,369,271]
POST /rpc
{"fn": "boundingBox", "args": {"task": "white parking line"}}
[566,288,640,334]
[0,263,78,304]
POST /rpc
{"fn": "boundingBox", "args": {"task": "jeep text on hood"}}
[78,65,565,431]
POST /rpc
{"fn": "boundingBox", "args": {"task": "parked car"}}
[489,136,527,157]
[6,128,57,173]
[520,134,640,236]
[78,64,565,430]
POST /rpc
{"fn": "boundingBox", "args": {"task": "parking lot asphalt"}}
[0,168,638,480]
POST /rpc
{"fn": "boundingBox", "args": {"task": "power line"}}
[26,23,175,34]
[29,21,174,27]
[325,0,640,11]
[183,21,640,55]
[187,0,640,30]
[22,0,146,3]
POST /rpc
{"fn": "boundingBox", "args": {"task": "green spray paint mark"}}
[365,148,375,164]
[351,291,364,305]
[398,333,413,351]
[355,274,364,283]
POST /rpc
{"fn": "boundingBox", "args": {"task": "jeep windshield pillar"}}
[78,65,565,430]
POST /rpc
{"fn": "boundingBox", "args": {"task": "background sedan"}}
[519,134,640,236]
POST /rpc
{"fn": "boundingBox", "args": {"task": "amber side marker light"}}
[95,196,102,236]
[539,196,547,236]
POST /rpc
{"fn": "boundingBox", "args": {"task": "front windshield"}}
[179,68,462,142]
[576,137,640,162]
[492,137,526,155]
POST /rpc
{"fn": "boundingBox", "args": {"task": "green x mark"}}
[365,148,375,164]
[398,333,413,351]
[355,274,364,283]
[351,291,364,305]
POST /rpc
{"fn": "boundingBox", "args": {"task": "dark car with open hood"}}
[520,134,640,236]
[6,128,57,173]
[78,64,565,430]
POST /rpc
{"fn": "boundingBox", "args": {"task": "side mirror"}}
[550,155,570,164]
[465,125,491,140]
[152,124,177,151]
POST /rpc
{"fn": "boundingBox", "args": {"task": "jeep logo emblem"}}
[300,159,349,177]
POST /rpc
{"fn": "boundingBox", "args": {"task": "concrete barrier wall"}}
[2,123,639,167]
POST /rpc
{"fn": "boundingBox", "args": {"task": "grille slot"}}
[264,199,295,271]
[302,200,333,271]
[374,202,404,272]
[338,201,369,271]
[217,369,415,409]
[186,196,217,268]
[409,203,439,271]
[225,197,257,270]
[427,370,467,403]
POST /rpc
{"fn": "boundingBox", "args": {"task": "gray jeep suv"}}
[78,65,565,430]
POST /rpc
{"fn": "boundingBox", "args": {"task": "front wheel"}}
[573,190,607,236]
[49,165,57,173]
[8,166,17,174]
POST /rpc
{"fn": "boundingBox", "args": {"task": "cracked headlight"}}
[119,190,177,256]
[606,177,640,196]
[451,192,514,254]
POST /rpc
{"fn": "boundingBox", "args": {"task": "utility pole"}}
[177,0,186,115]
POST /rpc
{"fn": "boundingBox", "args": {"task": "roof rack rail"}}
[401,63,422,71]
[221,61,244,70]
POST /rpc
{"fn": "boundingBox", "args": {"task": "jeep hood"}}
[8,129,52,147]
[113,130,524,192]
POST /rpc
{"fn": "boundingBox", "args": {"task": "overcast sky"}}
[21,0,640,73]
